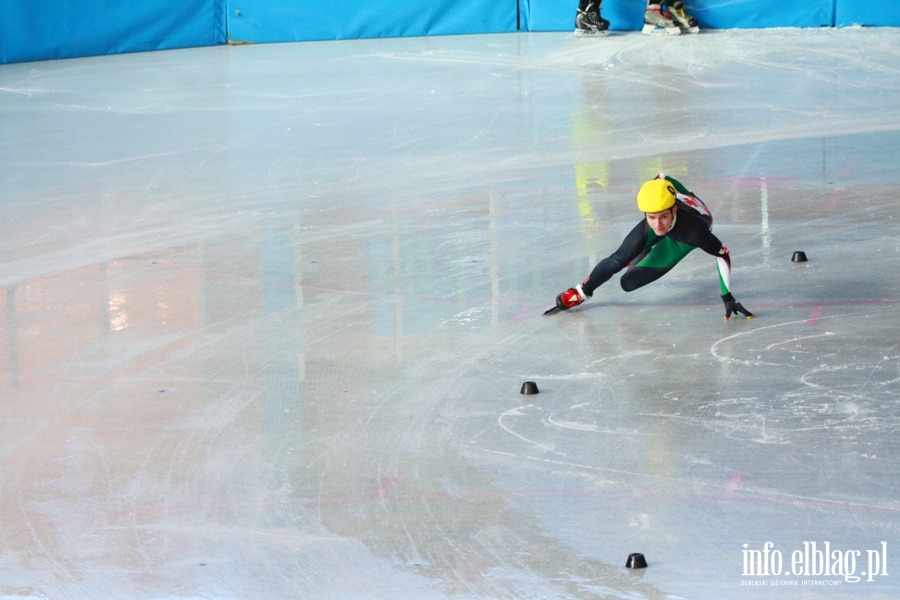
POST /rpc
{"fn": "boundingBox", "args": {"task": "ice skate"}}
[574,3,610,37]
[545,284,589,314]
[642,4,680,35]
[669,1,700,34]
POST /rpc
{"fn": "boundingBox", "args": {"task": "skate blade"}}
[573,29,609,38]
[641,24,681,35]
[543,305,562,315]
[675,24,700,33]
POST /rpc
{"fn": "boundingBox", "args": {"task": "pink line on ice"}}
[806,304,825,325]
[723,470,745,498]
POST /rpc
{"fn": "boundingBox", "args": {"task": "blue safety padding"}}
[692,0,835,29]
[226,0,517,44]
[0,0,227,64]
[835,0,896,27]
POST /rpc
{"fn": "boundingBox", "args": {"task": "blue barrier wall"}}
[835,3,897,27]
[1,0,897,65]
[1,0,227,64]
[226,0,516,44]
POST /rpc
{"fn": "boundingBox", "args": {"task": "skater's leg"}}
[580,221,649,297]
[620,237,694,292]
[668,0,700,33]
[575,0,609,37]
[643,3,680,35]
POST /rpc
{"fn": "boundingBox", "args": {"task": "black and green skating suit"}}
[580,174,732,298]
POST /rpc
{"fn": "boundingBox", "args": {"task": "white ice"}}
[1,28,899,599]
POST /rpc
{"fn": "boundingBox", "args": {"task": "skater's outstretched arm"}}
[696,231,753,320]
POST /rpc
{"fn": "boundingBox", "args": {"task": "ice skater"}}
[548,174,754,320]
[574,1,699,37]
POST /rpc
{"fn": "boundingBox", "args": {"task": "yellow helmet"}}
[636,179,676,213]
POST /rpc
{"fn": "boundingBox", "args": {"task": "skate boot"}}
[669,1,699,34]
[574,3,610,37]
[555,284,589,311]
[642,4,681,35]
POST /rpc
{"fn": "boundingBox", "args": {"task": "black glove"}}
[722,293,753,320]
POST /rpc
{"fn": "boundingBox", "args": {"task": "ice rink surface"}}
[1,27,899,599]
